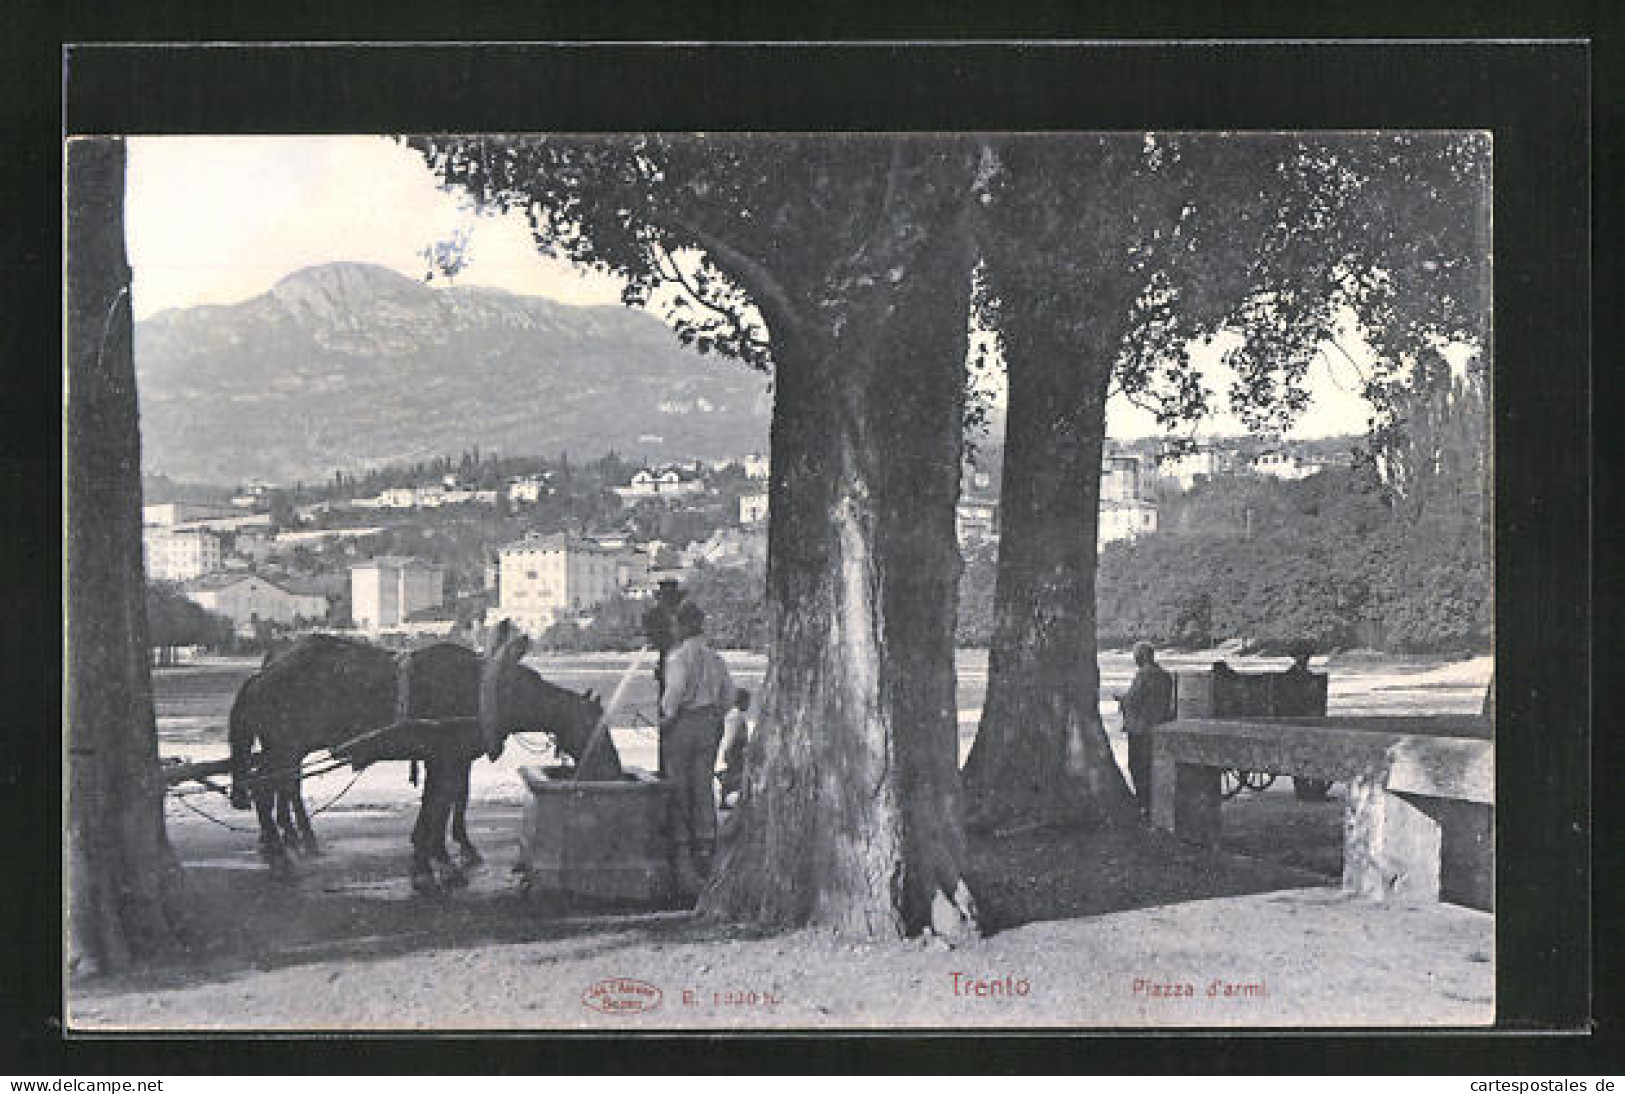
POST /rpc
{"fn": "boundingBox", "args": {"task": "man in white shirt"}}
[659,600,735,895]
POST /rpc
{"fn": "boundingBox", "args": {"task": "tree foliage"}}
[1100,133,1490,440]
[145,582,234,654]
[1095,463,1490,655]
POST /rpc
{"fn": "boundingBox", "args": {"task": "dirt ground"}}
[67,650,1493,1031]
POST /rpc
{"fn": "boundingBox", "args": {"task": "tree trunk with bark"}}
[66,137,188,973]
[961,256,1141,831]
[701,150,982,939]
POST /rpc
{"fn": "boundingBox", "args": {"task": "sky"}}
[125,135,1394,441]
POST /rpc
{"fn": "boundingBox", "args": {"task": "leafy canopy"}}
[975,133,1489,442]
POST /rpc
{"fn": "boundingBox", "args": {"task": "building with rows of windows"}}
[496,533,623,638]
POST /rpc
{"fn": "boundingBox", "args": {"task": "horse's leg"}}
[409,762,441,893]
[291,781,320,855]
[252,774,291,876]
[425,759,467,888]
[451,762,481,867]
[275,779,303,854]
[253,788,282,858]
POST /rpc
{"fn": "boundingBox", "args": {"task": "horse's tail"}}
[227,676,259,810]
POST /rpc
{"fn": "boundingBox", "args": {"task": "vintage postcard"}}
[65,117,1500,1031]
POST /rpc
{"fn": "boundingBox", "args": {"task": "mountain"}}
[134,262,772,484]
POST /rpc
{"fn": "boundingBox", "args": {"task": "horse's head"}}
[478,620,530,761]
[478,620,609,768]
[541,686,607,770]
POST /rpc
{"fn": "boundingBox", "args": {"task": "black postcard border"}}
[7,31,1602,1074]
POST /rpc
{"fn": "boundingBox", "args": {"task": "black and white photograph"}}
[61,121,1507,1031]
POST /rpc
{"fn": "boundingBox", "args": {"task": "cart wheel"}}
[1221,769,1246,800]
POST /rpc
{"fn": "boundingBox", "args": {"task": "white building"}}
[1155,445,1222,491]
[1098,498,1159,547]
[741,453,770,479]
[230,482,274,509]
[1250,450,1314,481]
[738,492,769,526]
[497,533,623,638]
[615,466,708,503]
[183,574,328,634]
[144,528,223,582]
[350,557,447,633]
[507,474,551,504]
[1101,454,1145,504]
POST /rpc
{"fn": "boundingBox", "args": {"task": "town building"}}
[173,512,276,536]
[1154,444,1222,491]
[230,482,274,509]
[614,465,708,503]
[183,573,329,634]
[1100,453,1145,504]
[1249,450,1315,481]
[740,453,770,479]
[350,556,447,634]
[955,497,1000,545]
[615,550,656,598]
[229,526,277,564]
[143,502,238,527]
[1098,498,1159,547]
[506,474,551,504]
[738,492,770,526]
[683,528,767,570]
[143,527,223,582]
[497,533,623,638]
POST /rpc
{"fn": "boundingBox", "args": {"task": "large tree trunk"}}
[701,151,981,939]
[961,256,1141,831]
[66,137,188,973]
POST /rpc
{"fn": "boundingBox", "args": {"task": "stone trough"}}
[516,765,677,907]
[1148,714,1493,910]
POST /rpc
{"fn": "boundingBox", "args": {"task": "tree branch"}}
[648,208,807,338]
[651,245,772,355]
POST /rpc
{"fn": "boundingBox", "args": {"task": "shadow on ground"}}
[82,784,1350,997]
[966,782,1349,933]
[74,808,779,999]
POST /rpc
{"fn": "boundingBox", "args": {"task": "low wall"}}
[1149,716,1493,911]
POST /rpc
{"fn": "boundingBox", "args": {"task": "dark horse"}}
[228,625,621,890]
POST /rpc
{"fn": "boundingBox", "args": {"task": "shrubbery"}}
[1091,465,1489,654]
[956,456,1490,656]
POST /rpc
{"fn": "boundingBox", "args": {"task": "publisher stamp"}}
[582,977,663,1015]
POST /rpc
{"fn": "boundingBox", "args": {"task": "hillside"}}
[134,262,772,484]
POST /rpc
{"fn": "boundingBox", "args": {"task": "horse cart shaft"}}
[162,756,236,786]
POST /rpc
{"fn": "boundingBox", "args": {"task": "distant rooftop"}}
[350,555,444,571]
[500,531,620,555]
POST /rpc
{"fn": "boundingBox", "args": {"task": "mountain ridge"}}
[135,262,773,485]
